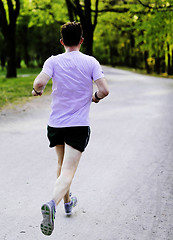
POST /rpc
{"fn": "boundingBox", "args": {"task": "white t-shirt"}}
[42,51,104,127]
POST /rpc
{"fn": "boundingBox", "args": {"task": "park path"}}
[0,66,173,240]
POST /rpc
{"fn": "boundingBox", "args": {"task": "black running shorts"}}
[47,126,91,152]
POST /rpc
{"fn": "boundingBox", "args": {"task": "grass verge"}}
[115,66,173,79]
[0,68,52,110]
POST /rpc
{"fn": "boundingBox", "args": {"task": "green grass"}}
[115,66,173,79]
[0,68,52,110]
[0,67,42,76]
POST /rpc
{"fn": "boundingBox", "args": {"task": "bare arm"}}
[32,72,50,96]
[92,77,109,103]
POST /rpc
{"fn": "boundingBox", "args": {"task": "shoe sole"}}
[40,204,54,236]
[66,212,72,216]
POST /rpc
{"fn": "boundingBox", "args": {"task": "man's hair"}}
[61,22,83,47]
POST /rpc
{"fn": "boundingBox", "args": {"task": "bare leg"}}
[55,145,71,203]
[53,144,82,205]
[55,145,64,177]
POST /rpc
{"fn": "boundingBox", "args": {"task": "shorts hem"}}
[49,142,85,152]
[49,143,64,148]
[65,142,85,153]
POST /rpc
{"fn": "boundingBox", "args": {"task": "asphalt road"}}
[0,66,173,240]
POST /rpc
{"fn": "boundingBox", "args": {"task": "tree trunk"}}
[0,0,20,78]
[81,0,93,55]
[65,0,96,56]
[23,26,30,67]
[65,0,75,21]
[5,26,17,78]
[16,54,21,68]
[0,47,6,70]
[154,56,161,74]
[144,51,150,74]
[167,44,171,75]
[82,24,93,55]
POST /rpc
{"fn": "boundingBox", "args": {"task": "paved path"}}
[0,66,173,240]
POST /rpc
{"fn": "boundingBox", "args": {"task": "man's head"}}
[61,22,83,47]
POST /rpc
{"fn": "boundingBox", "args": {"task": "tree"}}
[0,32,6,69]
[65,0,129,55]
[133,3,173,74]
[92,0,173,75]
[16,0,66,67]
[65,0,99,55]
[0,0,20,77]
[137,0,173,10]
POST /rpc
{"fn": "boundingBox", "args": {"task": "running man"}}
[32,22,109,236]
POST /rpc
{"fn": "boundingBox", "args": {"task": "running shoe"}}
[40,200,56,236]
[64,196,77,216]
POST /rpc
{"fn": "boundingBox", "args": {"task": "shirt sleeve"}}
[41,56,54,78]
[92,57,104,81]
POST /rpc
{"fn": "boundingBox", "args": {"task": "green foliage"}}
[134,10,173,54]
[1,0,173,77]
[94,5,141,67]
[15,0,69,68]
[18,0,68,27]
[16,21,63,67]
[93,0,173,74]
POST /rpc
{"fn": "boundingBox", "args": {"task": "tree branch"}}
[93,0,99,29]
[137,0,153,9]
[0,0,8,34]
[14,0,20,19]
[122,0,127,4]
[65,0,75,21]
[84,0,91,25]
[73,0,84,19]
[7,0,15,24]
